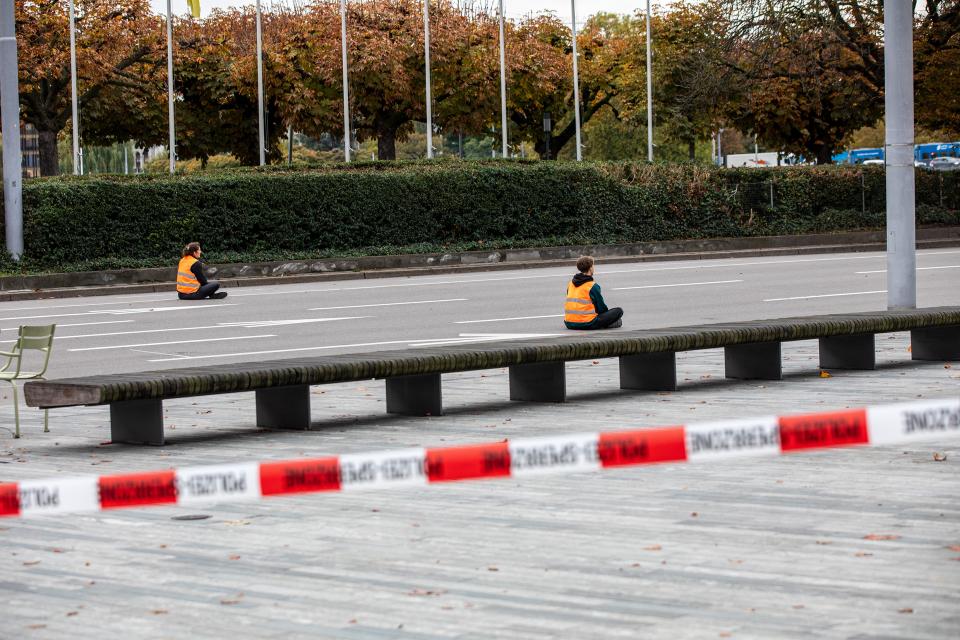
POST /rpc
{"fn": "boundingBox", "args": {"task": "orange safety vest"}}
[564,280,597,324]
[177,256,201,294]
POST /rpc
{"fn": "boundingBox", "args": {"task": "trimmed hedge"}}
[4,161,958,271]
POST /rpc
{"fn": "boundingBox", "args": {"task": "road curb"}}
[2,228,958,302]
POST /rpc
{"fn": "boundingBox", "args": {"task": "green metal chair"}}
[0,325,56,438]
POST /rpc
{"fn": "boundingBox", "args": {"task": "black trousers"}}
[569,307,623,330]
[178,280,221,300]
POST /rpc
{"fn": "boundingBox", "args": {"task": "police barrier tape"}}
[2,397,959,518]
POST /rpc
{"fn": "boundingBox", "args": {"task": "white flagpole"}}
[570,0,582,161]
[645,0,653,162]
[497,0,508,158]
[423,0,433,158]
[340,0,351,162]
[255,0,266,165]
[68,0,80,175]
[165,0,175,174]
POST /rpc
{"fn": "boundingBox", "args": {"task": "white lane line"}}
[54,317,365,340]
[455,314,562,324]
[0,304,236,323]
[307,298,467,311]
[1,320,134,331]
[145,333,560,362]
[856,265,960,274]
[612,279,743,291]
[129,349,190,359]
[69,335,276,352]
[764,290,886,302]
[0,296,171,312]
[409,333,561,347]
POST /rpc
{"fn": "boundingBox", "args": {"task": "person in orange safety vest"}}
[564,255,623,330]
[177,242,227,300]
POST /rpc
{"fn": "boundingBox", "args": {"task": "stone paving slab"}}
[0,333,958,639]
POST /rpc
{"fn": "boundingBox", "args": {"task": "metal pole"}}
[1,0,23,259]
[570,0,582,161]
[423,0,433,158]
[339,0,351,162]
[69,0,80,175]
[497,0,508,158]
[718,128,723,167]
[287,124,293,165]
[884,0,916,309]
[255,0,266,166]
[165,0,175,174]
[124,143,129,174]
[645,0,653,162]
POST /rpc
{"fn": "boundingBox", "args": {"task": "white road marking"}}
[1,320,134,332]
[856,265,960,274]
[409,333,561,347]
[0,296,171,312]
[146,333,561,362]
[129,349,190,359]
[307,298,467,311]
[54,317,364,340]
[455,314,562,324]
[764,290,886,302]
[612,279,743,291]
[0,304,236,323]
[69,334,276,352]
[217,317,371,328]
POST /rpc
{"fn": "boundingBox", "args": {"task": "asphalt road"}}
[2,248,959,378]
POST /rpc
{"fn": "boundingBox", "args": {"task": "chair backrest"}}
[10,324,56,377]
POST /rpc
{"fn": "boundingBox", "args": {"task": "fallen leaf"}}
[690,512,699,517]
[792,604,805,609]
[643,544,662,551]
[22,560,39,566]
[933,452,947,462]
[220,599,242,605]
[944,364,952,369]
[592,361,600,365]
[719,633,732,638]
[946,545,960,552]
[408,588,446,596]
[864,534,900,541]
[898,608,913,614]
[26,624,46,630]
[51,548,65,553]
[66,611,78,617]
[855,552,874,557]
[630,562,641,567]
[348,619,357,624]
[815,540,832,545]
[228,555,241,561]
[487,566,499,572]
[819,371,832,378]
[150,609,169,615]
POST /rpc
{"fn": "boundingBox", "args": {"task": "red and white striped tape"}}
[2,397,958,519]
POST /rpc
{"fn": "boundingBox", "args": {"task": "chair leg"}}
[43,408,49,433]
[10,382,20,439]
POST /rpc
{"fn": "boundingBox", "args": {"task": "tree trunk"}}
[38,129,61,176]
[814,144,833,165]
[378,129,397,161]
[688,139,696,162]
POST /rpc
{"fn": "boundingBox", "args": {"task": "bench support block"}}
[725,342,782,380]
[510,362,566,402]
[386,374,442,416]
[256,385,311,430]
[619,352,677,391]
[819,333,876,370]
[110,399,164,446]
[911,325,960,361]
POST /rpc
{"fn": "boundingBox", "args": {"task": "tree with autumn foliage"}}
[13,0,161,175]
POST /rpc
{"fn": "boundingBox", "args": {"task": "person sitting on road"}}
[177,242,227,300]
[564,255,623,330]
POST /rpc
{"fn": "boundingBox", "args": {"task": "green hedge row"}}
[4,161,958,271]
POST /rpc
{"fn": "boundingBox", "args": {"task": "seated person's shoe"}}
[211,291,228,299]
[609,318,622,328]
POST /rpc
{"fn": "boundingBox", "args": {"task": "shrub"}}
[2,161,956,271]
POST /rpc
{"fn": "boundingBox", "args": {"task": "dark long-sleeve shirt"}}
[191,259,208,286]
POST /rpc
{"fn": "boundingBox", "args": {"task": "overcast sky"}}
[149,0,670,24]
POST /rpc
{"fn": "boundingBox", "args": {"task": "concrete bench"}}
[23,307,960,446]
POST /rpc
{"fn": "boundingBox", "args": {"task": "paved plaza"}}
[1,330,958,638]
